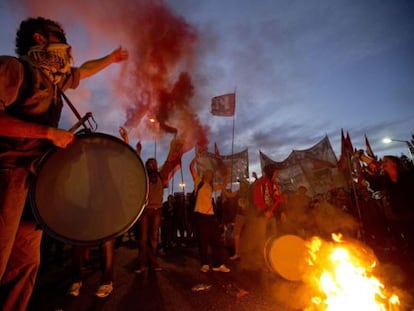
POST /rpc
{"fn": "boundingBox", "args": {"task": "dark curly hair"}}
[15,17,66,56]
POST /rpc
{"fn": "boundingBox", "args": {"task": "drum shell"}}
[30,132,148,246]
[264,234,308,281]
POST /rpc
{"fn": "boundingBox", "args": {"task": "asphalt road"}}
[27,235,312,311]
[27,237,414,311]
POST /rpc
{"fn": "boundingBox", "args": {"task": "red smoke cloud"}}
[12,0,210,152]
[120,1,210,152]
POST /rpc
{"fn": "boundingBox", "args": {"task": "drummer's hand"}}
[47,128,74,148]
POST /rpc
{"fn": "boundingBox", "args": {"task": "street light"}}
[382,137,392,144]
[382,137,413,161]
[179,182,186,192]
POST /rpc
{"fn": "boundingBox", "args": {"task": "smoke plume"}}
[10,0,210,152]
[120,1,209,152]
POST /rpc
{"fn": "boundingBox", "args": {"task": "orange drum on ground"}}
[264,234,308,281]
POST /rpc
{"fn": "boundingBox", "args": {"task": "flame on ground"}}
[304,233,400,311]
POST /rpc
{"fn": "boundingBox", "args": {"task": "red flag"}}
[211,93,235,116]
[338,130,354,172]
[364,134,376,160]
[337,129,348,171]
[160,138,184,184]
[345,131,354,154]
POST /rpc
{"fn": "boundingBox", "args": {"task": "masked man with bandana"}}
[0,17,128,310]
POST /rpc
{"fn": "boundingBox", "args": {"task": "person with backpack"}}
[190,152,230,273]
[0,17,128,310]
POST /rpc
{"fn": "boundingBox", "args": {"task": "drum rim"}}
[30,131,149,246]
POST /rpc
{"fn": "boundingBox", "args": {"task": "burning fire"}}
[305,233,400,311]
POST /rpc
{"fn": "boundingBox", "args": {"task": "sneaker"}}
[200,264,210,273]
[229,254,240,261]
[95,282,113,298]
[67,281,82,297]
[212,264,230,273]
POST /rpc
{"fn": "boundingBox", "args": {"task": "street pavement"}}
[27,237,414,311]
[28,238,300,311]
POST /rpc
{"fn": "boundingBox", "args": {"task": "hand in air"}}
[119,126,128,140]
[136,141,142,153]
[47,128,74,148]
[111,46,128,63]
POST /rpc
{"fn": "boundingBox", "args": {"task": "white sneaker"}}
[212,264,230,273]
[95,282,113,298]
[200,264,210,272]
[67,281,82,297]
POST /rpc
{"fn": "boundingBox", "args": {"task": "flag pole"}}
[171,173,174,195]
[180,159,185,194]
[346,147,366,243]
[230,90,236,191]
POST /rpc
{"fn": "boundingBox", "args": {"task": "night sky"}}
[1,0,413,192]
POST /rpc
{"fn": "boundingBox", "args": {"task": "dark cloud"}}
[1,0,413,190]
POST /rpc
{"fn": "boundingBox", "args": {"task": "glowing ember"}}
[305,234,400,311]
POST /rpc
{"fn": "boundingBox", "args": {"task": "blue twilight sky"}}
[0,0,413,192]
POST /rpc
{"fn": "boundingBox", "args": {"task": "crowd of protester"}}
[37,154,414,300]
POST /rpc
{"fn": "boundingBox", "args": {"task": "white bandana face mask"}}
[28,43,73,84]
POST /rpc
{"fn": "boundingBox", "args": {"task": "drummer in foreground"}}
[0,17,128,311]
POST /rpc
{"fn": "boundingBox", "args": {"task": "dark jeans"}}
[71,239,115,284]
[0,168,42,311]
[195,212,226,268]
[137,208,161,268]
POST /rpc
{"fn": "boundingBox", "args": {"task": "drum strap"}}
[59,89,83,121]
[58,88,97,132]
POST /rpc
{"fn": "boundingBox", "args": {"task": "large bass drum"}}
[30,132,148,246]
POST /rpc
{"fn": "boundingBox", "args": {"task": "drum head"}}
[264,235,308,281]
[31,132,148,245]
